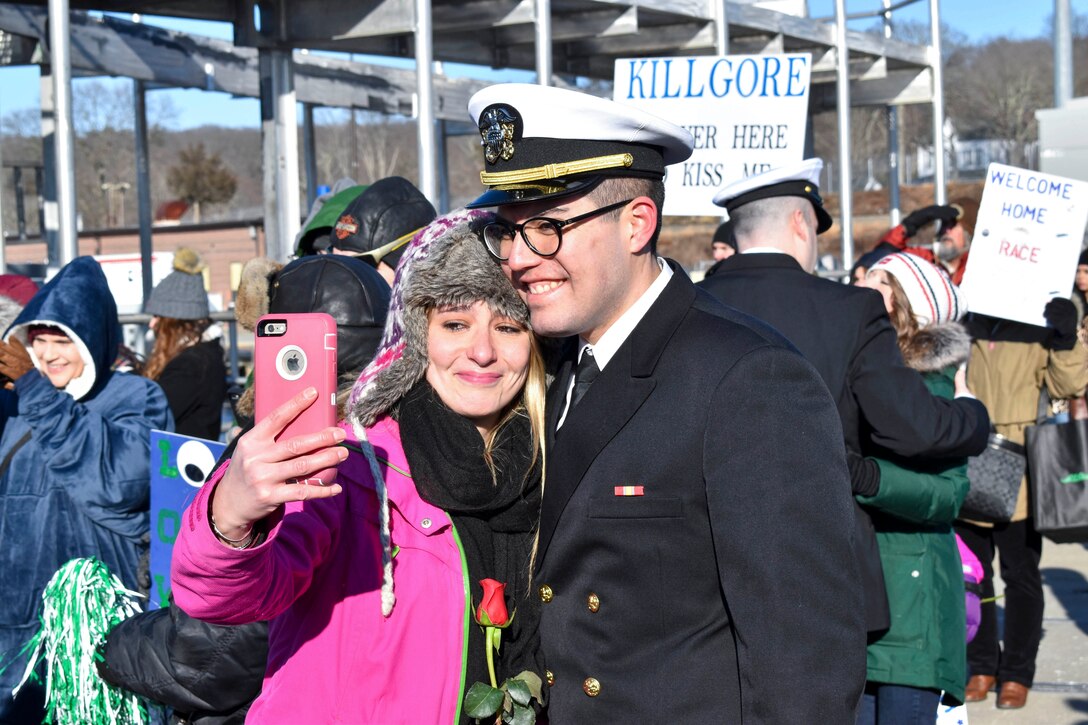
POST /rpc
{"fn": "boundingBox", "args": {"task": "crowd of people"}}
[0,81,1085,724]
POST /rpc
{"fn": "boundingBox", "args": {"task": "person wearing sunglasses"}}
[464,83,867,723]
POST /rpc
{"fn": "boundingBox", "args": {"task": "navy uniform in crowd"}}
[697,160,990,638]
[465,84,867,723]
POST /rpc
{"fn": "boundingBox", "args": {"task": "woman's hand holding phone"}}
[210,386,348,543]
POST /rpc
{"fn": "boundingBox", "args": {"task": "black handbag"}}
[962,433,1026,522]
[1026,418,1088,543]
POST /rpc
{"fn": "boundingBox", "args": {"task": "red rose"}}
[476,579,509,627]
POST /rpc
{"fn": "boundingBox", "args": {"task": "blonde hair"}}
[483,332,546,484]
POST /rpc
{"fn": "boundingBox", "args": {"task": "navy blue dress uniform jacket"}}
[536,262,867,723]
[698,253,989,636]
[697,254,989,471]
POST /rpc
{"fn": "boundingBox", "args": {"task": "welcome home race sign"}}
[961,164,1088,327]
[613,54,811,217]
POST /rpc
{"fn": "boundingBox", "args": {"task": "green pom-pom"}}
[6,558,149,724]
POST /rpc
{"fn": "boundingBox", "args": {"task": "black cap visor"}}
[466,176,605,209]
[726,180,834,235]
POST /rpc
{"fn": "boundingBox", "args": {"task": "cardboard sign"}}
[613,53,811,217]
[960,164,1088,327]
[149,430,226,609]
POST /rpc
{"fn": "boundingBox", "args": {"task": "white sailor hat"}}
[466,83,694,208]
[713,158,834,234]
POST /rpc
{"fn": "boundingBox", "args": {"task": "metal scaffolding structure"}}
[0,0,952,273]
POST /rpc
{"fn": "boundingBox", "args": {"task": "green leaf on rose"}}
[505,678,532,707]
[512,671,543,702]
[464,682,504,718]
[507,702,536,725]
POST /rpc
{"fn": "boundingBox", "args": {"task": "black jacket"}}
[698,252,991,633]
[537,263,866,722]
[97,603,266,725]
[157,340,227,441]
[697,253,989,461]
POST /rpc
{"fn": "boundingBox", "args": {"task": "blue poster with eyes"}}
[150,430,227,610]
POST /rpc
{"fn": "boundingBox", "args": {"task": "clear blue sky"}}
[0,0,1085,131]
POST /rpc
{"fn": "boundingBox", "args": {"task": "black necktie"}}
[569,347,600,412]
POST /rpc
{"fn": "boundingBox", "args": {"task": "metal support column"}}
[535,0,552,85]
[134,79,154,306]
[302,103,318,207]
[415,0,437,204]
[834,0,854,269]
[437,119,450,213]
[883,0,900,225]
[270,48,300,261]
[929,0,947,204]
[39,71,58,263]
[47,0,77,268]
[259,52,279,258]
[715,0,730,55]
[1055,0,1073,108]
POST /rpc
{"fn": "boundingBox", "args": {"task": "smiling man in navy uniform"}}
[465,83,866,722]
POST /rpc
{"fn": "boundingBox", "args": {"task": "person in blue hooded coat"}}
[0,256,172,721]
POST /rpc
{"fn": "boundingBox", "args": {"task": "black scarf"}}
[398,381,544,715]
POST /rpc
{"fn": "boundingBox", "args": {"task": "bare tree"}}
[166,143,238,222]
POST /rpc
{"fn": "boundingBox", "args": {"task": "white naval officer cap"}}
[713,157,834,234]
[465,83,694,208]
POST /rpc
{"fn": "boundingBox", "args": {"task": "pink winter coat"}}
[171,416,470,724]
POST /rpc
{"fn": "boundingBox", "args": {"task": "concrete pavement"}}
[964,540,1088,725]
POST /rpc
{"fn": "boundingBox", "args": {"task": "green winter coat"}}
[857,356,970,703]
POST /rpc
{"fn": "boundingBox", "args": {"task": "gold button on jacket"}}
[587,593,600,613]
[583,677,601,697]
[545,670,555,687]
[539,584,553,603]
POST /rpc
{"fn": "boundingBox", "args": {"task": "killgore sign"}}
[613,54,812,217]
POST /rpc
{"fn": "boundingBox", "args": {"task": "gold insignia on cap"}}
[480,107,517,165]
[480,153,634,186]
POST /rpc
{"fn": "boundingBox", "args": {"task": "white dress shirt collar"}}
[580,257,672,372]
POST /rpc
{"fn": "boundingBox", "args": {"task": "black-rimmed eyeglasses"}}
[482,199,635,261]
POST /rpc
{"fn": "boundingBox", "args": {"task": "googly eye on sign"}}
[177,440,220,487]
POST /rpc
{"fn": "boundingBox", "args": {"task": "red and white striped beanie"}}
[871,252,966,326]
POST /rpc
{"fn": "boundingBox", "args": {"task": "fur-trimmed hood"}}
[901,321,971,373]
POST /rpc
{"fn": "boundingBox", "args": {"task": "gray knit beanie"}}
[145,248,210,320]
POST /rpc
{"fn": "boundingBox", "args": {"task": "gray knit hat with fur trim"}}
[346,207,529,616]
[349,207,527,427]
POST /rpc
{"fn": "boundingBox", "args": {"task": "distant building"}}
[913,119,1036,181]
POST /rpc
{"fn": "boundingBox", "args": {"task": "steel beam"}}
[46,0,76,268]
[929,0,946,204]
[415,0,437,204]
[834,0,853,269]
[134,79,153,305]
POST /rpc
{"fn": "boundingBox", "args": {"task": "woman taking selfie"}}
[170,210,546,724]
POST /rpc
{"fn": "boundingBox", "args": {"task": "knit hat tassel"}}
[351,416,396,617]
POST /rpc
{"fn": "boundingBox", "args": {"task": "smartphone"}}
[254,313,338,445]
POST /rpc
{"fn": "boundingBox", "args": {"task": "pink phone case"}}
[254,313,338,443]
